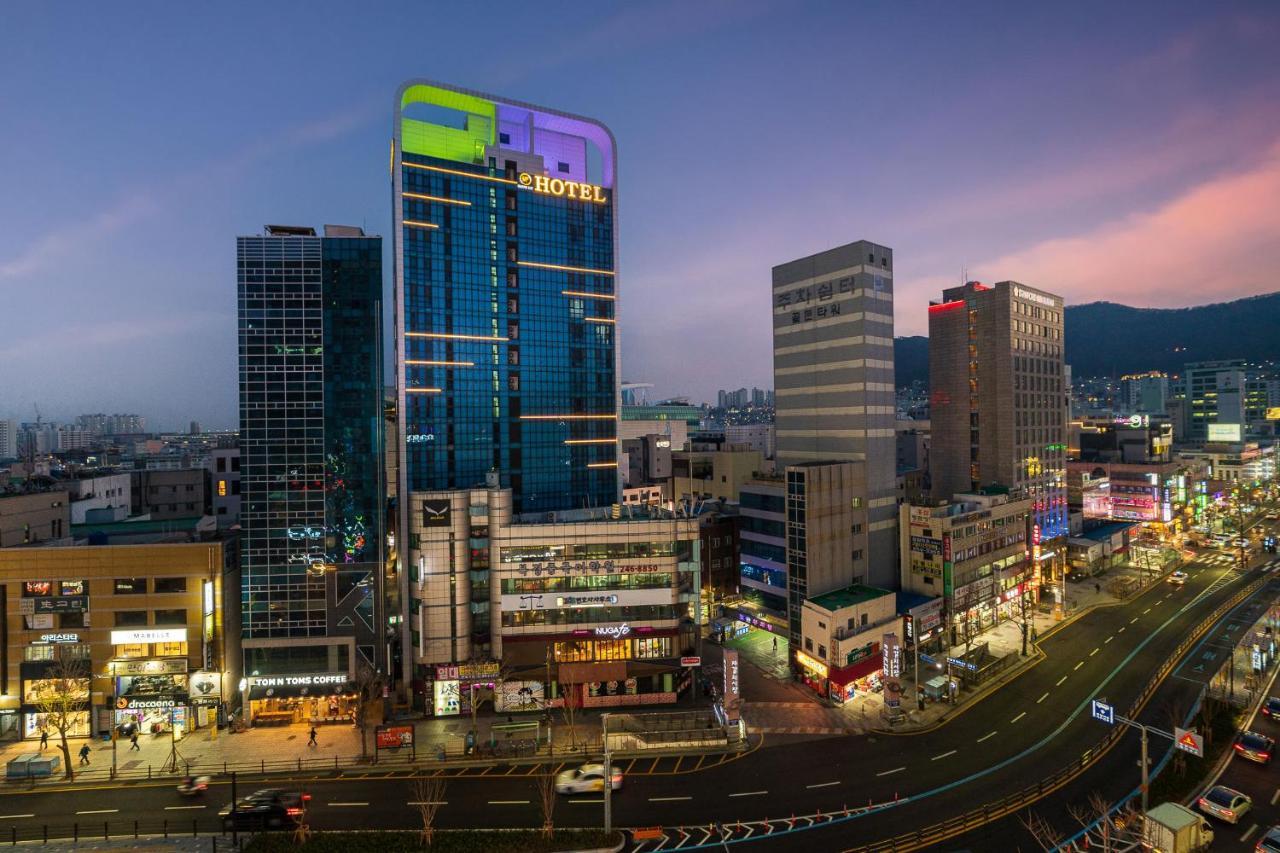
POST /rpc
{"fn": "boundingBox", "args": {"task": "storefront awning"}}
[828,653,883,688]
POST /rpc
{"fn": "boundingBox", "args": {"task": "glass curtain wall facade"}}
[391,81,620,516]
[237,227,385,675]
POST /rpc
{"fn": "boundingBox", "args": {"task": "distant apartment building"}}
[77,414,147,435]
[130,469,209,520]
[0,420,18,460]
[771,240,897,588]
[206,448,241,528]
[725,423,775,460]
[1120,372,1168,416]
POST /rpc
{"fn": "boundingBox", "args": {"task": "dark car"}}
[219,789,310,831]
[1262,697,1280,719]
[1235,731,1276,764]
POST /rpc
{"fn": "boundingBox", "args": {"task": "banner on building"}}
[722,649,741,725]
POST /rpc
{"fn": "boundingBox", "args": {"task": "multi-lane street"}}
[0,543,1270,850]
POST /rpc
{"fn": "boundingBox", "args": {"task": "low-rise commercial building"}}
[795,584,897,704]
[0,542,230,743]
[409,487,702,716]
[899,492,1034,645]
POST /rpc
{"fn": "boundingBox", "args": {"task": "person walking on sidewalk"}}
[129,731,140,751]
[78,744,91,765]
[307,726,318,747]
[38,729,48,751]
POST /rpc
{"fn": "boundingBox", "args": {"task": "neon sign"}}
[594,624,631,638]
[518,172,607,203]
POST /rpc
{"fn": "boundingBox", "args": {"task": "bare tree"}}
[1067,792,1118,853]
[1166,700,1189,778]
[1017,809,1063,851]
[560,684,580,751]
[412,774,448,847]
[535,772,557,840]
[290,796,312,845]
[29,649,90,780]
[352,662,386,760]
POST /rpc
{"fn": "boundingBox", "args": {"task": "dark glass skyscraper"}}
[391,81,620,517]
[236,225,385,682]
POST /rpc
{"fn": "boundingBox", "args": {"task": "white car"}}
[1198,785,1252,824]
[1166,571,1188,586]
[554,762,623,794]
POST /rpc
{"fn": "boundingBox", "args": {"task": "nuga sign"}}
[518,172,607,204]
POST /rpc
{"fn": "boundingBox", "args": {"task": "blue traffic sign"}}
[1091,699,1115,725]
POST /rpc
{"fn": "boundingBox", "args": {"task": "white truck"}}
[1142,802,1215,852]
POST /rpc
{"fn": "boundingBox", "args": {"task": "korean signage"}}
[421,500,451,528]
[433,679,460,717]
[36,633,79,644]
[34,596,87,613]
[188,671,222,705]
[908,598,944,636]
[1013,286,1058,308]
[112,658,187,675]
[882,632,903,709]
[1090,700,1114,725]
[1113,414,1150,428]
[510,560,665,576]
[736,611,777,633]
[910,536,943,557]
[111,628,187,645]
[1208,423,1242,442]
[502,588,671,612]
[433,662,500,681]
[909,506,934,525]
[722,649,741,725]
[375,724,415,749]
[518,171,608,204]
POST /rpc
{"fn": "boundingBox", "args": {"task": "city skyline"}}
[3,2,1279,426]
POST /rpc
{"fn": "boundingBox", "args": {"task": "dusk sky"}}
[2,1,1279,429]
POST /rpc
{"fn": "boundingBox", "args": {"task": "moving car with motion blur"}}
[1166,571,1188,586]
[554,762,623,794]
[1234,731,1275,764]
[219,789,310,831]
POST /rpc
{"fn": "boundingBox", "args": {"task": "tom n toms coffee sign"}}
[252,674,348,688]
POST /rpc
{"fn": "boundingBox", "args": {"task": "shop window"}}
[154,577,187,594]
[115,643,147,658]
[114,578,147,594]
[114,611,148,627]
[154,609,187,625]
[155,641,188,657]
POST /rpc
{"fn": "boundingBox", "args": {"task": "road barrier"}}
[630,575,1267,852]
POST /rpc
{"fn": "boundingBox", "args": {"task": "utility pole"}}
[602,713,612,834]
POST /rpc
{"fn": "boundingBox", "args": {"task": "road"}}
[0,546,1266,850]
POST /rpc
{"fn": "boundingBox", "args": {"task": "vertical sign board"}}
[722,649,741,725]
[882,632,902,708]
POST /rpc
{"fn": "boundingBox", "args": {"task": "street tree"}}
[411,774,448,846]
[29,649,90,780]
[535,771,557,840]
[352,662,386,760]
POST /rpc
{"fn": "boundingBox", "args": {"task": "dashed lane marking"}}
[1090,647,1100,656]
[1037,692,1050,704]
[164,805,206,811]
[807,781,841,789]
[0,816,34,820]
[1242,823,1260,843]
[650,796,692,802]
[487,800,530,805]
[1105,635,1114,643]
[407,801,448,806]
[329,802,368,807]
[729,790,768,798]
[977,731,998,743]
[877,767,906,777]
[76,809,118,815]
[932,750,957,761]
[1011,711,1027,723]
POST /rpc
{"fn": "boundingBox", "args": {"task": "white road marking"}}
[977,731,998,743]
[164,805,206,811]
[488,800,530,805]
[1105,636,1114,644]
[1242,823,1260,842]
[76,809,118,815]
[807,781,841,789]
[1273,787,1280,806]
[729,790,768,798]
[1059,675,1071,685]
[1072,663,1082,672]
[1090,647,1100,657]
[0,815,34,820]
[932,750,957,761]
[1130,617,1139,624]
[650,796,692,802]
[877,767,906,776]
[407,801,448,806]
[329,802,368,807]
[1143,607,1152,614]
[1011,712,1027,723]
[1037,692,1050,704]
[570,799,603,804]
[1118,626,1127,634]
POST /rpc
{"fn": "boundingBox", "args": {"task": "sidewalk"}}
[0,705,648,786]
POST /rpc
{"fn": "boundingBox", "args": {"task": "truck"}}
[1142,802,1215,852]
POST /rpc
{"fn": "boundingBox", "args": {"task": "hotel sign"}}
[518,172,607,204]
[1013,286,1058,308]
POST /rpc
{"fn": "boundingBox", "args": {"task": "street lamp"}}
[601,713,612,834]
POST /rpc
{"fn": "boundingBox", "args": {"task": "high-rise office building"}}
[1120,372,1169,416]
[928,280,1068,541]
[771,240,897,587]
[391,81,619,518]
[0,420,17,460]
[236,225,386,681]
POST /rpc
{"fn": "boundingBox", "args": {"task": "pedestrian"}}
[772,636,778,654]
[129,731,140,751]
[38,729,47,751]
[78,744,91,765]
[1095,582,1101,594]
[307,726,318,747]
